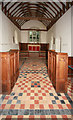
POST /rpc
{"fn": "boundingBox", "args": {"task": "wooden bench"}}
[68,65,73,70]
[48,50,68,93]
[68,65,73,77]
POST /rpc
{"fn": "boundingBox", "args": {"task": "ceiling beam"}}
[15,9,51,20]
[21,28,47,31]
[9,17,52,21]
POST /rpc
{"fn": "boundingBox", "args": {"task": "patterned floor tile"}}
[0,53,73,119]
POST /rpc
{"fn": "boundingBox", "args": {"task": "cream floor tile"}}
[56,100,61,104]
[62,104,69,109]
[11,100,17,104]
[34,104,40,109]
[4,104,10,109]
[56,115,62,118]
[53,104,59,109]
[11,115,18,118]
[14,104,20,109]
[2,100,7,104]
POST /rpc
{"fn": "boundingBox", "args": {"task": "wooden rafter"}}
[37,3,54,18]
[1,1,73,30]
[39,2,56,15]
[9,16,52,21]
[15,9,51,20]
[47,1,72,30]
[47,2,59,14]
[2,2,10,10]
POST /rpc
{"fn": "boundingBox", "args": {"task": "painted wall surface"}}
[71,6,73,56]
[21,20,46,29]
[21,20,47,43]
[0,10,21,52]
[0,9,2,51]
[47,7,72,56]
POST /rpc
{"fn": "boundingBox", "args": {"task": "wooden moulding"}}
[0,49,19,94]
[48,50,68,93]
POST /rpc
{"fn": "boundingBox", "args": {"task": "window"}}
[29,31,40,43]
[13,30,18,44]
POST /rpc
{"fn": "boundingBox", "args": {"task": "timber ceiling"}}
[1,1,73,30]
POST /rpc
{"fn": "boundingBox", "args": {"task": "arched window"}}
[14,30,18,44]
[29,31,40,43]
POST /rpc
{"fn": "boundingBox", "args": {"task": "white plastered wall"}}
[71,6,73,56]
[0,10,21,52]
[21,20,47,43]
[47,7,72,56]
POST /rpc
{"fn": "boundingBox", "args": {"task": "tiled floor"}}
[0,53,73,120]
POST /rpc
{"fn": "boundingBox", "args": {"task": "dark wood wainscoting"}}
[19,43,49,59]
[19,43,49,51]
[0,50,19,94]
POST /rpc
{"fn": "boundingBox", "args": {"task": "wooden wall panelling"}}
[51,52,53,81]
[10,52,14,89]
[11,50,19,81]
[49,51,51,79]
[19,43,49,51]
[19,42,21,50]
[53,53,56,87]
[48,51,50,75]
[16,50,19,80]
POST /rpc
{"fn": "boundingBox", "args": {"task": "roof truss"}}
[1,1,73,30]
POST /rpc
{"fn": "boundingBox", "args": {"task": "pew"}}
[68,65,73,77]
[48,50,68,93]
[0,49,19,94]
[68,57,73,77]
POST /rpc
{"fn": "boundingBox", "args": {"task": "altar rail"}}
[48,50,68,93]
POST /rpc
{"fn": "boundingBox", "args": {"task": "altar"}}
[28,44,40,52]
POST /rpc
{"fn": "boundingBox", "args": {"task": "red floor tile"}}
[66,104,72,109]
[10,104,15,109]
[2,104,6,109]
[39,104,44,109]
[58,104,63,109]
[20,104,25,109]
[49,104,54,109]
[38,96,43,100]
[30,104,34,109]
[34,100,39,104]
[30,96,34,100]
